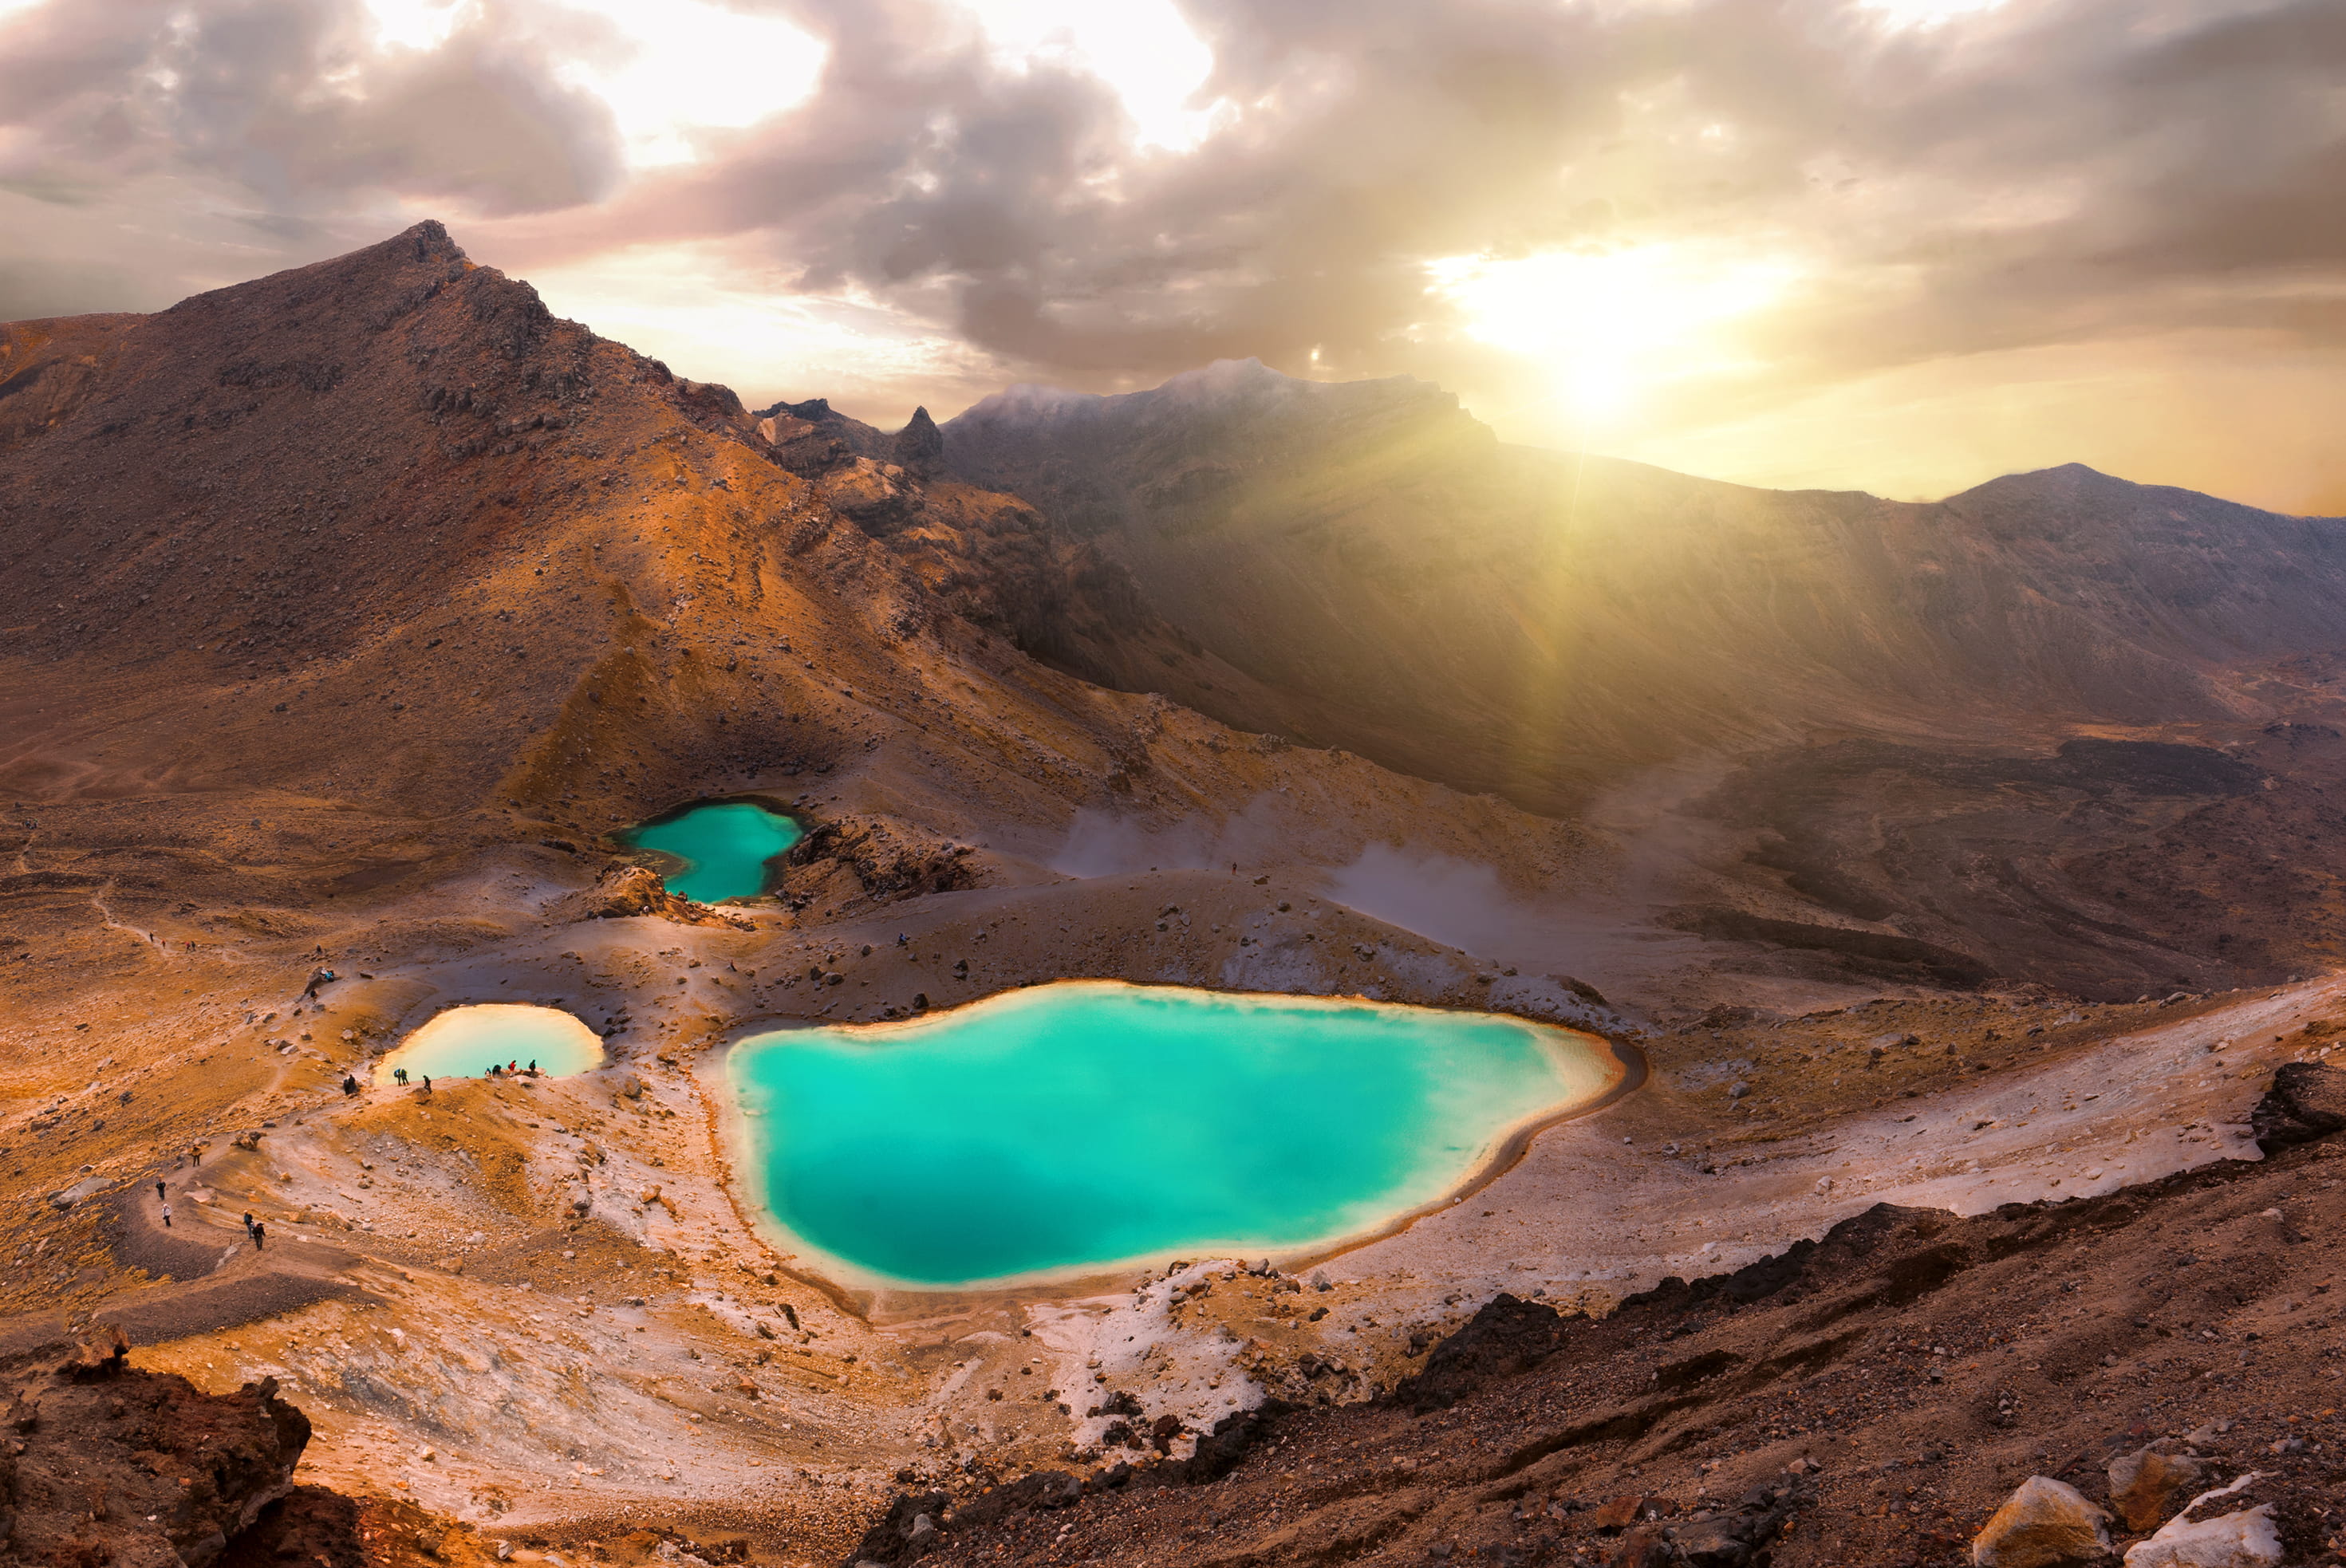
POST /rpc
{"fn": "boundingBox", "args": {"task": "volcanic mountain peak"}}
[944,357,1490,539]
[1945,456,2344,541]
[0,219,1316,837]
[952,356,1475,445]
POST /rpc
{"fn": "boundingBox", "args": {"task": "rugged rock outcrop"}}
[1,1330,311,1566]
[550,865,746,926]
[2249,1060,2346,1153]
[750,388,1299,721]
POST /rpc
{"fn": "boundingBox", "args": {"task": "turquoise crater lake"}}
[613,800,802,904]
[724,982,1621,1289]
[374,1003,605,1085]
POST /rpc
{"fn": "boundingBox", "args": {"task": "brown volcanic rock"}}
[1,1333,310,1566]
[550,863,742,925]
[1970,1476,2114,1566]
[2106,1444,2208,1535]
[2249,1060,2346,1153]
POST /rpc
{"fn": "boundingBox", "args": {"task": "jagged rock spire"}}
[894,405,944,477]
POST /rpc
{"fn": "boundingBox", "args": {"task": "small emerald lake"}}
[723,982,1621,1289]
[613,799,802,904]
[375,1003,605,1085]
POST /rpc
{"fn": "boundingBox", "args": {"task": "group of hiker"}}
[148,1179,262,1248]
[486,1059,540,1078]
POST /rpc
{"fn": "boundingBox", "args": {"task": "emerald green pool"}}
[724,982,1618,1288]
[614,800,802,904]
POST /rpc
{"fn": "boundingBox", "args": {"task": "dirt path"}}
[88,1169,377,1345]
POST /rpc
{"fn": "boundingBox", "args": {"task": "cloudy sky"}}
[2,0,2340,510]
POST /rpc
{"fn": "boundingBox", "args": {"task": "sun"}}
[1425,243,1801,426]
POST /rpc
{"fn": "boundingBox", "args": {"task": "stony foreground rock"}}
[2,1330,310,1566]
[1971,1476,2114,1566]
[2249,1060,2346,1153]
[2107,1446,2208,1535]
[2120,1503,2283,1568]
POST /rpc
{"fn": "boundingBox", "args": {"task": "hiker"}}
[242,1210,255,1237]
[488,1063,501,1078]
[155,1179,166,1202]
[302,967,338,999]
[250,1221,266,1250]
[526,1058,537,1075]
[341,1074,358,1096]
[160,1201,172,1228]
[508,1059,518,1075]
[422,1074,432,1091]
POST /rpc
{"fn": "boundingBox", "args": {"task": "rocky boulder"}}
[1972,1475,2113,1566]
[2120,1504,2282,1568]
[2107,1444,2208,1533]
[2250,1061,2346,1154]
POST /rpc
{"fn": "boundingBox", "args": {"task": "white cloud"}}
[361,0,467,53]
[546,0,828,167]
[1852,0,2008,28]
[520,238,995,416]
[960,0,1218,151]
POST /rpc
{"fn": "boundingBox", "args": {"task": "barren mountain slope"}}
[944,360,2346,812]
[945,360,2346,999]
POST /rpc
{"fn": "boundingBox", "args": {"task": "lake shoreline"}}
[699,979,1638,1310]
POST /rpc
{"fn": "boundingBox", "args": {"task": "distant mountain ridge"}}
[944,359,2346,812]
